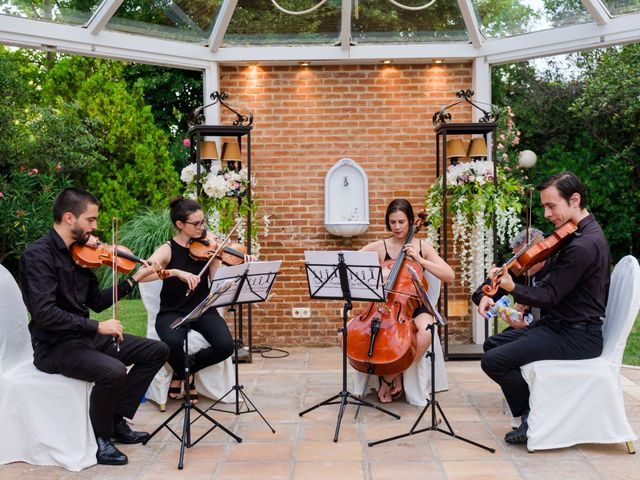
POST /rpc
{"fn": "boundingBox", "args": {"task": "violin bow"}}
[111,217,120,352]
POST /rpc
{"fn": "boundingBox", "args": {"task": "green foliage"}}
[492,44,640,261]
[41,56,181,233]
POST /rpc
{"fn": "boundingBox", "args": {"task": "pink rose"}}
[183,138,191,147]
[55,163,62,171]
[0,192,4,199]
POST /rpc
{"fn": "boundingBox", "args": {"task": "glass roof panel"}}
[352,0,468,44]
[601,0,640,16]
[223,0,341,46]
[472,0,593,38]
[0,0,101,25]
[107,0,224,44]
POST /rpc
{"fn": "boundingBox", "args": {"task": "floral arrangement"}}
[180,146,266,253]
[425,134,524,294]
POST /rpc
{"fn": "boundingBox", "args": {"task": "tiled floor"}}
[1,347,639,479]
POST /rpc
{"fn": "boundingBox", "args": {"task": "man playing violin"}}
[141,196,256,404]
[19,188,170,466]
[477,171,610,445]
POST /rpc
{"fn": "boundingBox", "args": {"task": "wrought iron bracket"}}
[188,91,254,127]
[432,89,500,128]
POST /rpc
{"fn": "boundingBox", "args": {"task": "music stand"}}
[142,280,243,469]
[368,266,495,453]
[299,251,401,442]
[206,261,281,433]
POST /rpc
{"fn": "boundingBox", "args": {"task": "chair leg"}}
[626,441,636,454]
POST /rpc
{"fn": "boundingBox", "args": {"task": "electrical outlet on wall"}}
[291,307,311,318]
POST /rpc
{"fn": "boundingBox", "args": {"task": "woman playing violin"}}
[359,198,454,403]
[143,196,255,403]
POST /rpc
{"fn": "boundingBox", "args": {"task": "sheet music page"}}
[304,251,383,300]
[209,263,248,307]
[236,260,282,303]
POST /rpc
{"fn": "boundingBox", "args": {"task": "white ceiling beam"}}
[213,43,476,64]
[340,0,352,50]
[209,0,238,53]
[481,13,640,64]
[581,0,611,26]
[86,0,123,35]
[0,15,209,70]
[457,0,484,48]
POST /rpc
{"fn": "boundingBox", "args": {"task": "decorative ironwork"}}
[432,89,500,127]
[188,91,254,127]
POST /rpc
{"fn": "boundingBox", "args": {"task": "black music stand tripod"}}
[299,251,400,442]
[142,281,242,469]
[368,267,495,453]
[206,261,280,433]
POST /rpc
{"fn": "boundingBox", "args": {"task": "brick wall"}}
[219,63,475,347]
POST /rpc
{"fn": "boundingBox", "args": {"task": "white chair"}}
[353,270,449,406]
[0,265,97,471]
[139,280,235,411]
[521,255,640,452]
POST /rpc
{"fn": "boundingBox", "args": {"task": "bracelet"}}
[127,276,138,287]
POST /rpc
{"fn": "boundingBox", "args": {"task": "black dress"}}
[155,239,234,379]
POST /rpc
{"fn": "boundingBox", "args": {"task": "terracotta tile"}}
[296,440,363,462]
[293,461,364,479]
[442,460,521,479]
[216,462,291,479]
[226,441,293,462]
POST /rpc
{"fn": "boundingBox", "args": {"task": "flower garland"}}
[425,159,523,293]
[180,156,265,253]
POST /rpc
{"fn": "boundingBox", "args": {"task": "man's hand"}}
[98,319,124,342]
[478,295,494,320]
[498,266,516,292]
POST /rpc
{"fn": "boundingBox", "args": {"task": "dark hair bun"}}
[169,195,184,209]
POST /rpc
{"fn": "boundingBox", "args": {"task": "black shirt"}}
[19,229,135,345]
[511,215,610,326]
[158,239,210,316]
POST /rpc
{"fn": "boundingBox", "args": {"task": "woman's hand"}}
[403,243,421,262]
[244,254,258,262]
[174,270,201,290]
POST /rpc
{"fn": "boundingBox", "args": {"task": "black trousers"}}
[480,323,602,417]
[33,333,169,439]
[155,308,234,380]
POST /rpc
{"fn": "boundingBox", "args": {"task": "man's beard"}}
[71,224,90,244]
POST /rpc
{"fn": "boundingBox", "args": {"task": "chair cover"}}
[0,265,97,471]
[139,280,235,408]
[521,255,640,451]
[353,270,449,406]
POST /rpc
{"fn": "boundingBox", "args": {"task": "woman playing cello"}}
[142,196,255,403]
[356,198,454,403]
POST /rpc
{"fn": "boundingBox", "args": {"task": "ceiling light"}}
[381,59,393,65]
[299,61,310,66]
[433,58,444,64]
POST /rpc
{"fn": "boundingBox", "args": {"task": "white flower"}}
[180,163,198,184]
[203,172,230,199]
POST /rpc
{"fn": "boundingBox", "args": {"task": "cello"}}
[346,212,430,376]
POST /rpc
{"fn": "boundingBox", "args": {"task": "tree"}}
[41,56,181,232]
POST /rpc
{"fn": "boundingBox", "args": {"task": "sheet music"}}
[236,260,281,303]
[209,263,248,307]
[304,251,384,300]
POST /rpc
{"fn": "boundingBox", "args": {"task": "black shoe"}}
[505,412,528,445]
[112,419,151,444]
[96,437,128,465]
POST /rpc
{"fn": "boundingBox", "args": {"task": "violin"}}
[71,238,169,278]
[346,212,430,376]
[482,220,578,296]
[188,231,247,266]
[71,239,144,274]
